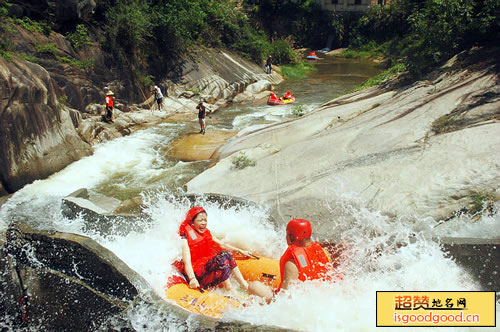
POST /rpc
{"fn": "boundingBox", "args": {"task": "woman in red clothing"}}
[178,206,251,291]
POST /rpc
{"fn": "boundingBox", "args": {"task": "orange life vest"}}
[181,224,222,273]
[105,95,114,107]
[277,242,331,292]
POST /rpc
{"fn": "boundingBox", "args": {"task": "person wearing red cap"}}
[175,206,252,292]
[248,219,332,303]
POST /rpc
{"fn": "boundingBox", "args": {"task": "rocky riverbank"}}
[186,48,500,230]
[0,17,282,194]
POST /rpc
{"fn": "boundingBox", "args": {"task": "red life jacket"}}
[276,242,331,292]
[179,224,222,273]
[105,95,114,107]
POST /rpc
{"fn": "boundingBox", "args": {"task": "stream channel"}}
[1,54,498,331]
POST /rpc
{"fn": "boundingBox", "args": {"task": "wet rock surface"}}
[169,130,238,161]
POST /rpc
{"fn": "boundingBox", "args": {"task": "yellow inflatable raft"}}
[165,254,280,318]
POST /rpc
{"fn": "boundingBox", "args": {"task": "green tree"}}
[403,0,499,76]
[106,0,153,58]
[0,0,9,57]
[66,24,91,50]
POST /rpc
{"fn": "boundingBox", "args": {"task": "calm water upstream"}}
[1,55,498,331]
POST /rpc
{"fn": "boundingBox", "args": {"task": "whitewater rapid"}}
[1,123,498,331]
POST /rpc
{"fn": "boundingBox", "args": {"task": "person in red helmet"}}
[174,206,252,292]
[248,218,333,303]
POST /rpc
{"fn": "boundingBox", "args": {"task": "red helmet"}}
[185,206,206,223]
[286,219,312,242]
[179,206,206,236]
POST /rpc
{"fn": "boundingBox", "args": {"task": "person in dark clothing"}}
[196,102,207,134]
[265,55,272,74]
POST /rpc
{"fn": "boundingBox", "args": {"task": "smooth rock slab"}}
[170,130,237,161]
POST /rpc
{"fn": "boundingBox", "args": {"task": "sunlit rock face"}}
[187,50,500,225]
[169,130,238,161]
[0,20,282,194]
[0,57,92,193]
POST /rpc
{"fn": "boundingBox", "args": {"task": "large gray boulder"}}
[0,218,290,330]
[0,56,92,193]
[3,222,151,329]
[169,49,282,104]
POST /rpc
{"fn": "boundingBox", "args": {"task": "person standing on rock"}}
[104,90,114,123]
[153,85,164,111]
[196,101,207,135]
[265,55,272,74]
[248,219,334,303]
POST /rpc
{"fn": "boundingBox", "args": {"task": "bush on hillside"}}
[247,0,340,49]
[0,0,9,57]
[403,0,500,76]
[349,0,500,78]
[105,0,152,58]
[66,24,91,50]
[270,39,298,65]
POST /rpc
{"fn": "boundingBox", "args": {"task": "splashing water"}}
[1,126,498,331]
[1,57,499,330]
[223,191,499,332]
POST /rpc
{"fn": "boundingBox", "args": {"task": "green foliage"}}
[100,0,279,69]
[291,105,306,117]
[431,115,452,134]
[349,63,406,93]
[57,56,94,70]
[247,0,341,49]
[17,53,37,63]
[106,0,153,58]
[0,0,7,17]
[231,152,256,170]
[0,49,11,60]
[280,62,316,79]
[0,1,11,55]
[230,27,271,64]
[12,17,51,35]
[66,24,91,50]
[469,191,496,217]
[34,42,58,57]
[349,0,500,78]
[351,1,413,49]
[187,87,203,94]
[335,48,375,59]
[269,39,298,65]
[137,72,154,91]
[57,95,68,111]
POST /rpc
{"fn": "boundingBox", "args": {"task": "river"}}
[1,55,498,331]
